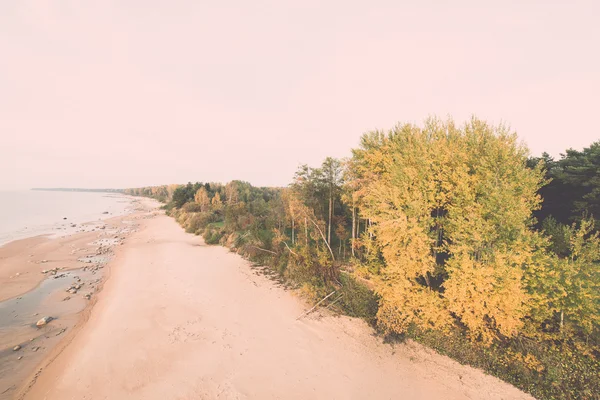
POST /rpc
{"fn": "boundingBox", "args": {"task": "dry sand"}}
[17,212,534,400]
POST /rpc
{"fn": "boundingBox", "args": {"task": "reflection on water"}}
[0,268,102,399]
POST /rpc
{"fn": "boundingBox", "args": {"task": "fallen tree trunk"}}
[296,290,336,320]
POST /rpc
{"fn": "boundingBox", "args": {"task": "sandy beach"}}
[9,209,534,400]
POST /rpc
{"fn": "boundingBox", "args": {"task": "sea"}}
[0,190,134,246]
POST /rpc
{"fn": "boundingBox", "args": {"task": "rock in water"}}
[13,345,21,351]
[36,316,53,327]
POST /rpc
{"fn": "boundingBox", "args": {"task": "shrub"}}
[182,202,203,213]
[203,226,224,245]
[338,273,379,326]
[185,212,216,233]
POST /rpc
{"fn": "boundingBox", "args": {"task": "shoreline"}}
[0,197,161,399]
[0,194,144,303]
[0,209,132,303]
[15,209,155,400]
[0,193,137,249]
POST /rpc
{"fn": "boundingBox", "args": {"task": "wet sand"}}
[19,212,533,400]
[0,197,159,399]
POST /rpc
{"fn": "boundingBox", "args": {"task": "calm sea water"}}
[0,191,133,246]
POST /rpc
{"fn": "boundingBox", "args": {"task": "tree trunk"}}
[305,217,308,247]
[351,203,356,257]
[328,189,333,245]
[560,310,564,333]
[291,218,295,245]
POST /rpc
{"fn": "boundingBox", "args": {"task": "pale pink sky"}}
[1,0,599,190]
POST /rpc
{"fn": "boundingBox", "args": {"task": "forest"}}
[125,118,600,400]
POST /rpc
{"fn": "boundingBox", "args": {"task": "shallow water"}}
[0,267,103,399]
[0,269,96,330]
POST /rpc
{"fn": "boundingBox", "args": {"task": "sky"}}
[1,0,599,190]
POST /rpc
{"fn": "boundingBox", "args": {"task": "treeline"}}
[124,184,179,203]
[126,118,600,400]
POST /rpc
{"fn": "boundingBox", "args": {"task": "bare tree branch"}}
[283,241,298,256]
[308,216,336,261]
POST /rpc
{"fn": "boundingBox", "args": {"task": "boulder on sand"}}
[36,316,53,327]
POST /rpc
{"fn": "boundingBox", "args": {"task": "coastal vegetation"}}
[125,117,600,400]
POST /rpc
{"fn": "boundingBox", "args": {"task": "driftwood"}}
[296,290,336,320]
[323,294,344,310]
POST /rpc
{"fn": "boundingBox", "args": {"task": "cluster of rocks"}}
[41,267,64,275]
[12,326,67,360]
[82,264,104,274]
[12,342,39,355]
[66,282,83,294]
[95,245,112,255]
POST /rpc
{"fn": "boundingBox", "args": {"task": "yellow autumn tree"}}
[352,117,545,343]
[194,187,210,212]
[211,192,223,211]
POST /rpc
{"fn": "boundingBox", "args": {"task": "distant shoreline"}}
[30,188,124,193]
[0,192,134,248]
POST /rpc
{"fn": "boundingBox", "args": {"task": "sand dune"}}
[21,212,533,400]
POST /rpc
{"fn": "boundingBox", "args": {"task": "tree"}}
[211,191,223,211]
[318,157,344,246]
[225,181,240,204]
[536,217,600,339]
[352,118,545,343]
[531,142,600,225]
[194,187,210,212]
